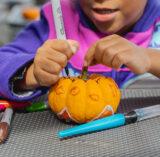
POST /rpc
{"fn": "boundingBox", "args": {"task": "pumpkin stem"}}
[81,66,88,81]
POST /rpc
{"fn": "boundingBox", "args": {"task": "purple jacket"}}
[0,0,160,102]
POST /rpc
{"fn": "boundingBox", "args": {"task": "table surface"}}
[0,89,160,157]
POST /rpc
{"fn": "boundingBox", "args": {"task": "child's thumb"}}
[67,40,79,55]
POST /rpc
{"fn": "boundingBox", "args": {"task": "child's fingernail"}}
[67,40,79,54]
[83,60,88,67]
[71,46,78,54]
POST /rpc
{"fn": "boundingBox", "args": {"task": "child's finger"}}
[84,42,97,66]
[94,37,125,63]
[40,59,62,75]
[67,40,80,55]
[34,68,60,87]
[44,40,79,59]
[84,35,121,66]
[42,48,68,68]
[111,51,126,70]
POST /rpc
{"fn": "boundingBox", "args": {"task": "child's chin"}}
[94,22,117,34]
[96,24,122,35]
[97,27,116,35]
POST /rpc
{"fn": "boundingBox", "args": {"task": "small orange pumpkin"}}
[48,67,120,123]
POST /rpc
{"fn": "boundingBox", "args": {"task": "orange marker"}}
[0,106,14,142]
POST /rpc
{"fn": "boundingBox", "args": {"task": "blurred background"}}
[0,0,49,46]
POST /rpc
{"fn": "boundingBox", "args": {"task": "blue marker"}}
[58,105,160,138]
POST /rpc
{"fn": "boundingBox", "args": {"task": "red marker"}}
[0,100,31,111]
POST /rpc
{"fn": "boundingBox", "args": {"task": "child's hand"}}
[84,34,151,74]
[20,40,79,90]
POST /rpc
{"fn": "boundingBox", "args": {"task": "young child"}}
[0,0,160,102]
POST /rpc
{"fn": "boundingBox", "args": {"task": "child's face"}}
[79,0,147,35]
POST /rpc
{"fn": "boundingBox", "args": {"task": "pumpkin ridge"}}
[85,80,105,122]
[67,79,87,123]
[65,79,71,119]
[99,80,106,113]
[83,81,87,123]
[84,81,87,123]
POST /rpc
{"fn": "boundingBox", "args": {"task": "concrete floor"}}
[0,0,48,46]
[0,3,25,46]
[0,23,24,46]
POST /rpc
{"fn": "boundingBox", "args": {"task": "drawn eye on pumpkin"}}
[55,85,65,95]
[70,87,80,96]
[89,94,99,101]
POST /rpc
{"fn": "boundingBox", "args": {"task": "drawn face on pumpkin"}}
[49,74,120,123]
[78,0,147,35]
[70,85,100,103]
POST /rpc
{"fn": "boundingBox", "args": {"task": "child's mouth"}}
[92,8,119,22]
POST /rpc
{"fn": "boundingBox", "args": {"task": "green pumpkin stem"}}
[81,66,88,81]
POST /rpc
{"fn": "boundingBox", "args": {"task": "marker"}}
[0,100,31,111]
[58,105,160,138]
[0,105,5,111]
[0,101,10,108]
[0,106,14,142]
[26,101,50,112]
[0,100,11,111]
[51,0,69,76]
